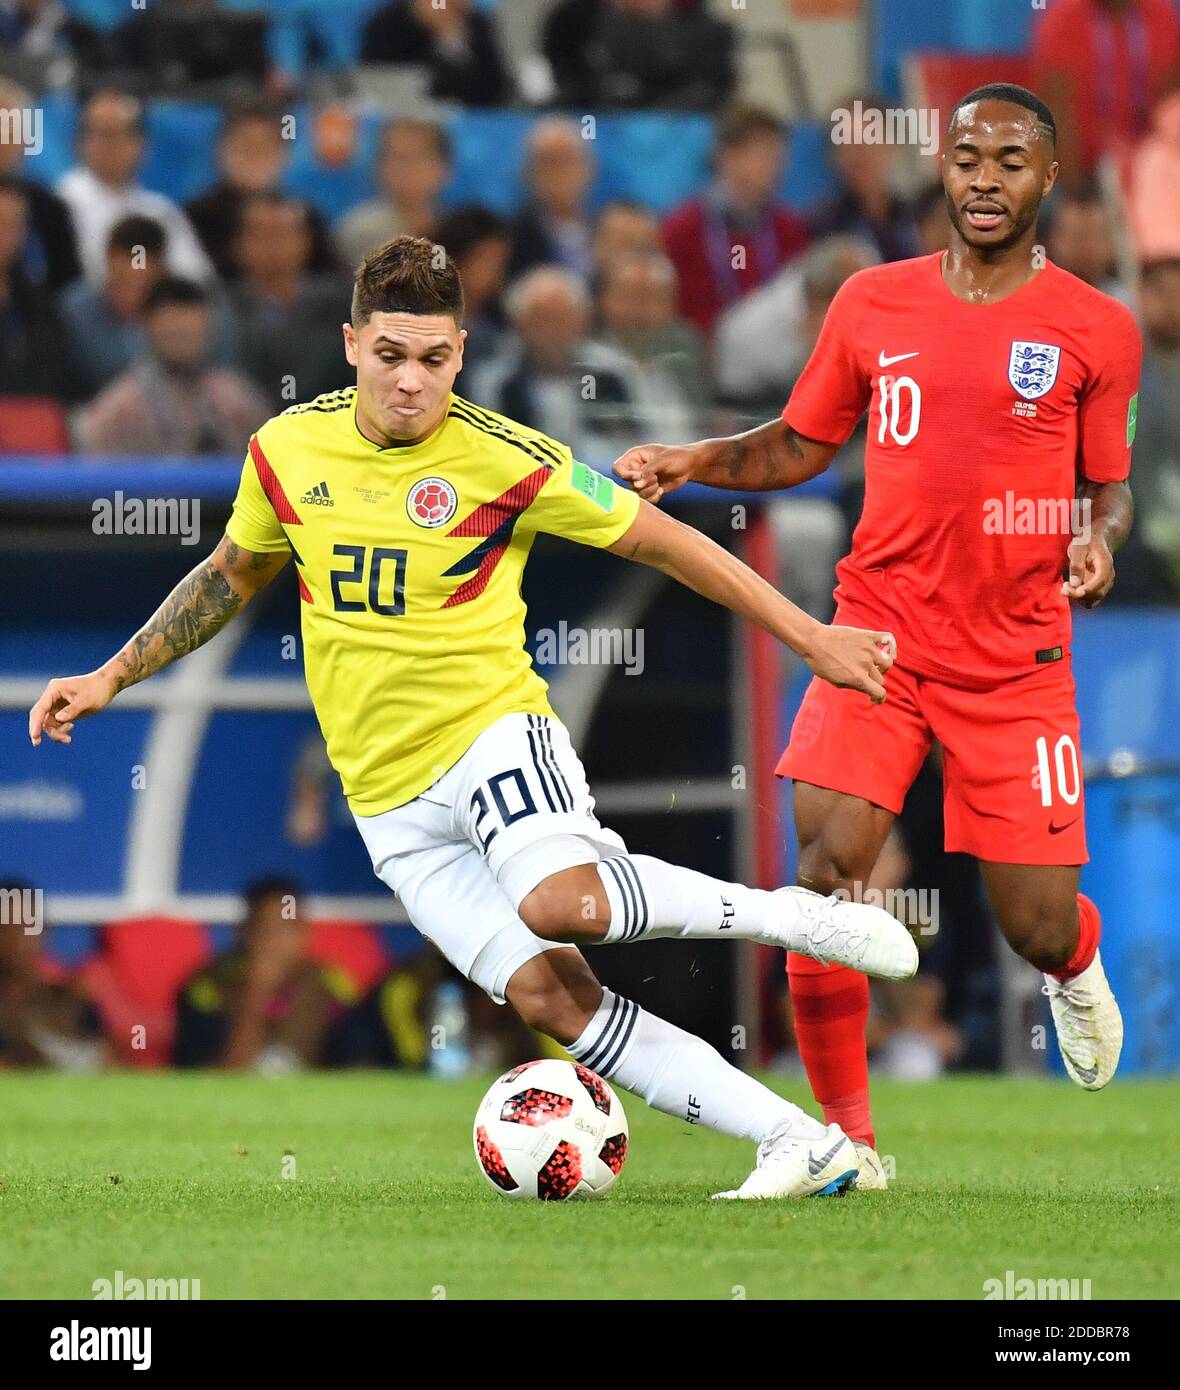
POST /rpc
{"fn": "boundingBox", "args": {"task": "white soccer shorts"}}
[353,712,626,1003]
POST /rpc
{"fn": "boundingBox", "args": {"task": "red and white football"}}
[473,1058,629,1200]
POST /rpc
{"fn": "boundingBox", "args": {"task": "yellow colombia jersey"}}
[225,388,641,815]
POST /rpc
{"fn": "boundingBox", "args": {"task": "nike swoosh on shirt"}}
[808,1138,846,1176]
[878,350,920,366]
[1049,819,1080,835]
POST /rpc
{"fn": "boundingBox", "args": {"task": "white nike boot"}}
[850,1141,888,1190]
[774,887,918,981]
[712,1122,859,1200]
[1043,949,1123,1090]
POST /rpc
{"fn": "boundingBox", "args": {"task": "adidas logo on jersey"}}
[300,481,333,506]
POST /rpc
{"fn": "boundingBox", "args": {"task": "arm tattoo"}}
[712,424,803,490]
[110,558,244,692]
[225,539,271,572]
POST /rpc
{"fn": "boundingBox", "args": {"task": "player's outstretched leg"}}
[504,947,860,1199]
[512,845,917,982]
[980,864,1123,1090]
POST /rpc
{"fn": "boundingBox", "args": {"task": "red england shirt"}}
[783,252,1142,687]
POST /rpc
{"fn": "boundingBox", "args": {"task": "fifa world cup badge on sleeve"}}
[571,460,615,512]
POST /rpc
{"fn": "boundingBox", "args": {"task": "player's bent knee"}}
[518,864,604,941]
[517,878,575,940]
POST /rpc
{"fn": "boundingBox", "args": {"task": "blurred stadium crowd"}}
[0,0,1176,592]
[1,874,542,1071]
[3,0,1180,1076]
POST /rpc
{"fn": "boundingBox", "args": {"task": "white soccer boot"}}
[850,1141,888,1190]
[1043,949,1123,1090]
[711,1122,859,1200]
[774,886,918,980]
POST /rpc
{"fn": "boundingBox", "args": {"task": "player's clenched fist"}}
[28,672,118,746]
[613,442,699,502]
[1061,533,1116,609]
[804,626,897,705]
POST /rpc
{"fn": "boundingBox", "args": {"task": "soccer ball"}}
[473,1058,629,1200]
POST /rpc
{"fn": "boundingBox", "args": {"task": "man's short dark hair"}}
[107,214,166,258]
[80,88,146,139]
[351,234,464,327]
[220,101,282,143]
[243,875,304,919]
[596,197,652,219]
[144,275,206,313]
[948,83,1056,146]
[383,117,452,166]
[435,205,510,263]
[236,189,309,229]
[714,103,785,152]
[1141,256,1180,285]
[834,91,893,120]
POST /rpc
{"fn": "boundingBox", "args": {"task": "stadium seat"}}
[307,919,389,997]
[873,0,1035,97]
[60,0,126,29]
[0,398,70,455]
[79,916,212,1068]
[140,102,225,206]
[22,91,76,186]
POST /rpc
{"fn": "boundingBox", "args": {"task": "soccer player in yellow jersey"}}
[29,236,915,1198]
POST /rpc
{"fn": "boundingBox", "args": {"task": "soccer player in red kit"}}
[615,83,1140,1188]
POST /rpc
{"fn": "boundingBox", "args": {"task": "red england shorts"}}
[778,652,1088,866]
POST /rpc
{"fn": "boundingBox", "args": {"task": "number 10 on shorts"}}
[1034,734,1080,807]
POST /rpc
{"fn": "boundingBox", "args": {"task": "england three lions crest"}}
[1009,340,1061,400]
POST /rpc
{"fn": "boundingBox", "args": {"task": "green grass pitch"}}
[1,1072,1177,1301]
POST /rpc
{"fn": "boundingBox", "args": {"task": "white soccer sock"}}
[597,853,785,945]
[566,988,825,1143]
